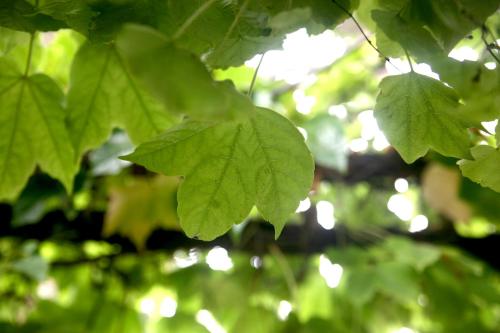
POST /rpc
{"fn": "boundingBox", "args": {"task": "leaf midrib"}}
[250,115,283,217]
[0,79,24,186]
[72,47,112,155]
[113,47,162,134]
[128,123,218,161]
[27,80,69,185]
[193,124,243,237]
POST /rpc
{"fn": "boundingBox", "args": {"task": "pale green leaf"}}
[158,0,357,68]
[231,307,279,333]
[376,262,419,303]
[36,30,83,88]
[383,237,441,271]
[123,108,314,240]
[345,267,378,306]
[373,1,499,59]
[302,113,347,171]
[374,72,470,163]
[67,41,173,161]
[297,272,333,322]
[459,145,500,193]
[11,255,48,281]
[404,0,500,50]
[496,121,500,145]
[116,24,254,120]
[206,35,283,69]
[0,27,43,72]
[372,10,444,62]
[0,59,75,200]
[433,59,500,125]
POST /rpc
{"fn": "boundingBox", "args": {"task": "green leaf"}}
[158,0,356,68]
[374,72,470,163]
[123,108,314,240]
[383,237,441,271]
[344,267,378,306]
[302,113,347,171]
[87,0,168,42]
[0,27,44,72]
[37,0,94,35]
[116,24,254,120]
[231,306,279,333]
[372,9,444,62]
[459,177,500,224]
[155,313,207,333]
[297,272,333,322]
[373,1,499,59]
[11,255,48,281]
[37,30,84,88]
[403,0,500,50]
[0,0,66,32]
[0,59,75,200]
[432,59,500,125]
[459,145,500,193]
[67,41,173,162]
[496,121,500,145]
[376,262,419,303]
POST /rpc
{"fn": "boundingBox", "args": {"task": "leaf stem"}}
[330,0,399,72]
[248,53,265,97]
[220,0,251,47]
[173,0,218,40]
[24,33,36,77]
[404,49,414,72]
[269,244,298,303]
[481,25,500,65]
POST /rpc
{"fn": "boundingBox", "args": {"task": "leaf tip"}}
[119,153,134,162]
[273,222,285,240]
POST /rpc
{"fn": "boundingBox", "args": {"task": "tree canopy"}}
[0,1,499,332]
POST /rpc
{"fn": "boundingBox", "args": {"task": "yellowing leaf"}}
[123,108,314,240]
[459,145,500,193]
[374,72,470,163]
[0,58,75,200]
[421,163,471,222]
[104,175,180,249]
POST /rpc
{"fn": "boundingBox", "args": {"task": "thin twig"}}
[219,0,251,47]
[248,53,265,97]
[269,244,298,303]
[404,49,414,72]
[452,0,500,64]
[173,0,218,40]
[51,253,122,267]
[481,25,500,64]
[330,0,399,71]
[24,33,36,76]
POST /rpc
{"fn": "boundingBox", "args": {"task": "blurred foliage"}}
[1,0,500,332]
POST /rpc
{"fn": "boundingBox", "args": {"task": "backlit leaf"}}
[374,72,470,163]
[123,108,314,240]
[0,58,75,200]
[67,41,173,163]
[116,24,254,120]
[459,145,500,193]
